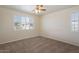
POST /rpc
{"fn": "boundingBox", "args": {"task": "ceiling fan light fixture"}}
[33,5,46,14]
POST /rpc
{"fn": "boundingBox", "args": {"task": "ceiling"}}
[0,5,75,16]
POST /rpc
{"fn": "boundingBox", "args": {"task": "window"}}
[14,16,33,30]
[71,12,79,32]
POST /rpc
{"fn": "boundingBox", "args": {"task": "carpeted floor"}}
[0,36,79,53]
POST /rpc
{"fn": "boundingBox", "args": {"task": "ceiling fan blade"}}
[40,9,46,11]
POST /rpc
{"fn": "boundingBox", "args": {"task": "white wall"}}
[0,7,39,44]
[41,6,79,46]
[0,14,3,40]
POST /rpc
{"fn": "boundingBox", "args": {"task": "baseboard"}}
[41,33,79,47]
[0,35,40,45]
[1,33,79,47]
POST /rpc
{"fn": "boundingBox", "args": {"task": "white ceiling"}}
[0,5,75,16]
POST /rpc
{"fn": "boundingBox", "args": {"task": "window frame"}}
[13,15,34,31]
[71,12,79,32]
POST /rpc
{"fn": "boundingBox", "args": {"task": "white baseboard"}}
[41,33,79,47]
[0,35,39,44]
[1,33,79,47]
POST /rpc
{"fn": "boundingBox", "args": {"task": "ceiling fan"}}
[33,5,46,14]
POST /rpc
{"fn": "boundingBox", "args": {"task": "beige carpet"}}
[0,36,79,53]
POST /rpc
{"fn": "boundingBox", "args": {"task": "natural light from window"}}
[71,12,79,32]
[14,16,33,30]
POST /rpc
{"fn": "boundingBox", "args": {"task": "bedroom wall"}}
[0,7,39,44]
[41,6,79,46]
[0,14,3,41]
